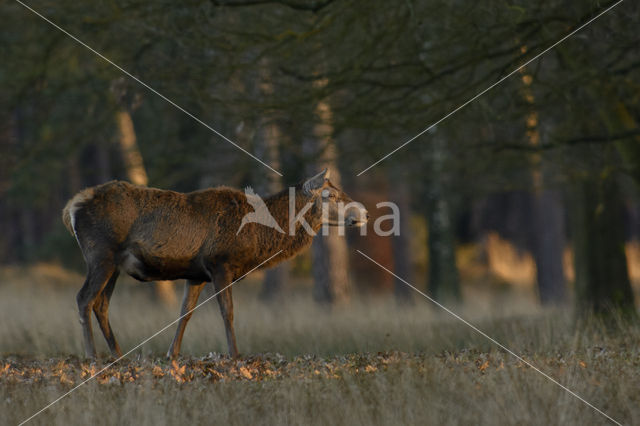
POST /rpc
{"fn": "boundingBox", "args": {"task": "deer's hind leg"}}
[93,269,122,358]
[77,258,117,359]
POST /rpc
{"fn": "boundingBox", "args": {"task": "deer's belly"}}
[119,251,207,282]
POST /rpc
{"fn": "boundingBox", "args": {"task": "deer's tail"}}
[62,188,95,236]
[62,201,74,235]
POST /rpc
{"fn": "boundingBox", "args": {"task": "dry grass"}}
[1,271,639,425]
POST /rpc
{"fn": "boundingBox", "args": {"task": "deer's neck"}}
[264,186,323,232]
[258,186,322,262]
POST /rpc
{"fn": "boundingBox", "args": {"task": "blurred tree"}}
[571,174,636,318]
[389,170,413,303]
[111,79,149,187]
[520,65,567,305]
[614,102,640,186]
[256,60,291,301]
[111,79,178,307]
[424,131,461,303]
[531,189,567,304]
[307,79,351,304]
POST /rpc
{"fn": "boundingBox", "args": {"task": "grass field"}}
[1,266,639,425]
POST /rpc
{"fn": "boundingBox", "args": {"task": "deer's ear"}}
[303,168,328,194]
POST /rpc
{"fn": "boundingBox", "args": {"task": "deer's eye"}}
[321,189,330,198]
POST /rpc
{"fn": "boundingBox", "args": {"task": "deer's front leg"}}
[208,266,239,358]
[167,280,205,359]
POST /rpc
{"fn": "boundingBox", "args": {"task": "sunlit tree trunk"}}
[424,134,460,303]
[570,176,636,319]
[115,111,149,186]
[112,80,177,307]
[256,63,290,301]
[306,79,351,304]
[520,65,567,305]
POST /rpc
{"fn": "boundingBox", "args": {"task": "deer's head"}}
[303,169,368,228]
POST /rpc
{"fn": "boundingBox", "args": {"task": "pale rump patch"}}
[62,187,96,243]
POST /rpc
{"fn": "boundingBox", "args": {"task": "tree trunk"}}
[426,196,460,303]
[113,82,177,307]
[571,176,636,319]
[115,110,149,187]
[306,81,351,305]
[531,190,567,304]
[0,112,19,262]
[390,174,413,303]
[311,230,351,304]
[614,102,640,187]
[520,63,567,305]
[425,135,460,303]
[254,69,290,300]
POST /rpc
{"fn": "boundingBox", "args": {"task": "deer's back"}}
[69,181,253,281]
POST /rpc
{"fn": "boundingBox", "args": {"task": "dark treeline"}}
[1,0,639,317]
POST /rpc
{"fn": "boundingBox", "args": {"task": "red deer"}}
[62,169,367,359]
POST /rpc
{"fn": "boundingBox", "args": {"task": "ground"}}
[1,265,638,425]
